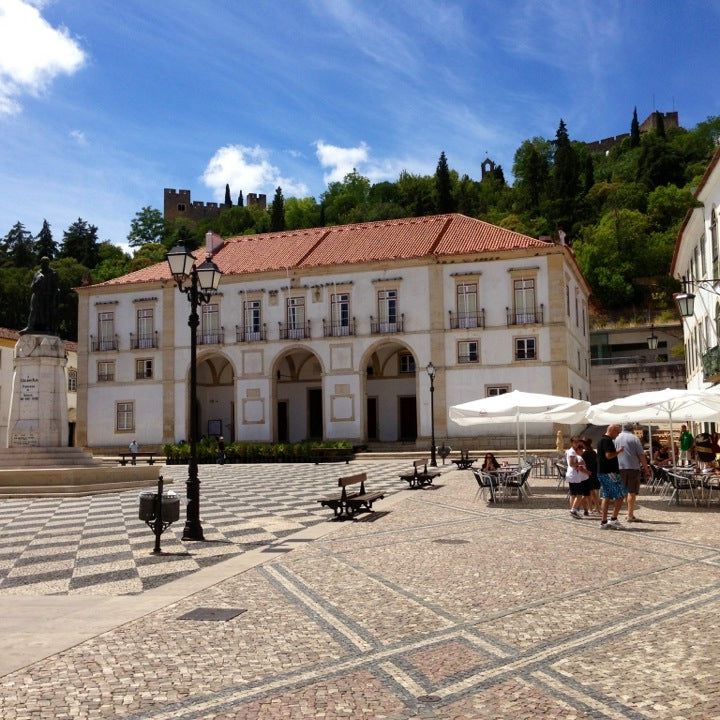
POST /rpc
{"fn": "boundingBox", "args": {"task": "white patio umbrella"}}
[449,390,590,464]
[585,388,720,465]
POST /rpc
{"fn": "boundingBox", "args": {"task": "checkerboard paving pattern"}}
[0,460,412,595]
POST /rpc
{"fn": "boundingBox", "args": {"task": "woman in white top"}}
[566,436,590,518]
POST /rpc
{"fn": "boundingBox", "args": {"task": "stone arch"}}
[270,345,325,442]
[360,339,423,443]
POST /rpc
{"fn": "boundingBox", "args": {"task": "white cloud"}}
[69,129,86,145]
[315,141,369,183]
[201,144,308,199]
[0,0,86,114]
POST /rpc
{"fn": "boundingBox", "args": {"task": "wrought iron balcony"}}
[279,321,310,340]
[130,331,158,349]
[198,329,224,345]
[90,335,118,352]
[323,318,356,337]
[449,309,485,329]
[506,305,544,326]
[235,324,267,342]
[703,345,720,382]
[370,314,404,334]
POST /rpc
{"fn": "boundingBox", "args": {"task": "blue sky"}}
[1,0,719,249]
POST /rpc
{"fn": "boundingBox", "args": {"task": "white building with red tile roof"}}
[76,214,590,450]
[0,328,78,445]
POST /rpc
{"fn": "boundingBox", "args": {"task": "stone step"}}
[0,447,102,468]
[0,478,172,497]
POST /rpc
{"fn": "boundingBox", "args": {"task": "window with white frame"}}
[331,292,350,335]
[514,279,537,323]
[456,282,478,327]
[244,300,262,340]
[67,369,77,392]
[97,311,115,351]
[136,308,154,348]
[201,303,220,343]
[97,360,115,382]
[399,353,415,373]
[286,297,305,338]
[487,385,510,396]
[515,337,537,360]
[378,289,398,330]
[458,340,479,363]
[116,401,134,432]
[135,358,153,380]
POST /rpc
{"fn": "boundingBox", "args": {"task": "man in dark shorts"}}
[615,422,650,522]
[596,424,626,529]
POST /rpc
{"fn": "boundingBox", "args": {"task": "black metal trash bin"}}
[138,491,157,521]
[138,490,180,523]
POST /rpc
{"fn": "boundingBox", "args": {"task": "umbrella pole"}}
[669,411,676,466]
[524,421,527,458]
[648,424,653,463]
[516,409,521,465]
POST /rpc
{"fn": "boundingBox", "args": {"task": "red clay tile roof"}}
[94,214,550,287]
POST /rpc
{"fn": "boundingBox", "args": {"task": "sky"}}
[1,0,719,250]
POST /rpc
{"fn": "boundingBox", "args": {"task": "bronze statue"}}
[20,257,60,336]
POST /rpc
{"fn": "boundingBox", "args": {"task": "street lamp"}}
[166,245,222,541]
[426,361,437,467]
[647,328,659,350]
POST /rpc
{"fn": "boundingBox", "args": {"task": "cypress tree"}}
[655,111,666,139]
[434,151,454,212]
[224,184,232,206]
[630,107,640,148]
[34,219,58,259]
[583,154,595,193]
[3,221,35,267]
[237,191,244,207]
[270,186,286,232]
[553,119,579,202]
[60,218,100,268]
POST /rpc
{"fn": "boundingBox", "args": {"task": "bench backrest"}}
[413,459,429,471]
[338,472,367,488]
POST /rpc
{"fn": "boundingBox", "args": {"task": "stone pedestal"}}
[6,334,68,448]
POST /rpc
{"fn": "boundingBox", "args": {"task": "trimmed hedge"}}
[163,438,353,464]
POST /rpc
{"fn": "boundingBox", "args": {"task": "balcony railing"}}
[449,309,485,329]
[323,318,356,337]
[97,370,115,382]
[458,353,479,364]
[90,335,118,352]
[279,321,310,340]
[236,324,267,342]
[198,329,224,345]
[506,305,544,326]
[130,331,158,349]
[703,345,720,382]
[370,314,404,334]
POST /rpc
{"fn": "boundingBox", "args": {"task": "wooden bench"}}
[317,472,385,518]
[452,449,477,470]
[118,452,157,466]
[312,447,354,464]
[399,459,440,489]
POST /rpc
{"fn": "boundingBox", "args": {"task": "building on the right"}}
[671,147,720,391]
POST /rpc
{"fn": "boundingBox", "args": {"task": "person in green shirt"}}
[679,425,693,466]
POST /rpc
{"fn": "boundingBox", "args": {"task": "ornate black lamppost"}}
[166,245,222,541]
[426,361,437,467]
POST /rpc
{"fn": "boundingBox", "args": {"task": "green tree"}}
[270,186,286,232]
[127,207,166,248]
[285,197,321,230]
[91,242,132,283]
[60,218,100,267]
[637,134,684,189]
[396,171,435,216]
[237,190,244,207]
[583,154,595,193]
[321,170,371,225]
[34,219,57,259]
[646,184,695,231]
[630,107,640,148]
[552,119,579,203]
[434,151,454,212]
[3,221,35,267]
[512,139,551,211]
[655,111,666,139]
[224,184,232,207]
[131,243,167,271]
[52,257,89,340]
[0,265,33,329]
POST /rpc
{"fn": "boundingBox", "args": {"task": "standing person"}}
[217,436,226,465]
[615,423,650,523]
[128,439,140,466]
[679,425,693,466]
[582,437,601,515]
[566,436,590,518]
[694,430,714,469]
[597,424,626,529]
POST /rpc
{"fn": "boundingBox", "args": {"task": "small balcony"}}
[236,324,267,343]
[449,309,485,330]
[323,318,356,337]
[130,331,158,350]
[279,321,310,340]
[370,314,404,334]
[703,345,720,382]
[506,305,544,326]
[198,329,224,345]
[90,335,118,352]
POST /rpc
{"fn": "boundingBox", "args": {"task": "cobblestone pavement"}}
[0,460,409,594]
[2,469,720,718]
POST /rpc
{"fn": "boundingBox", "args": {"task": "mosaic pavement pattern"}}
[1,470,719,718]
[0,460,411,595]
